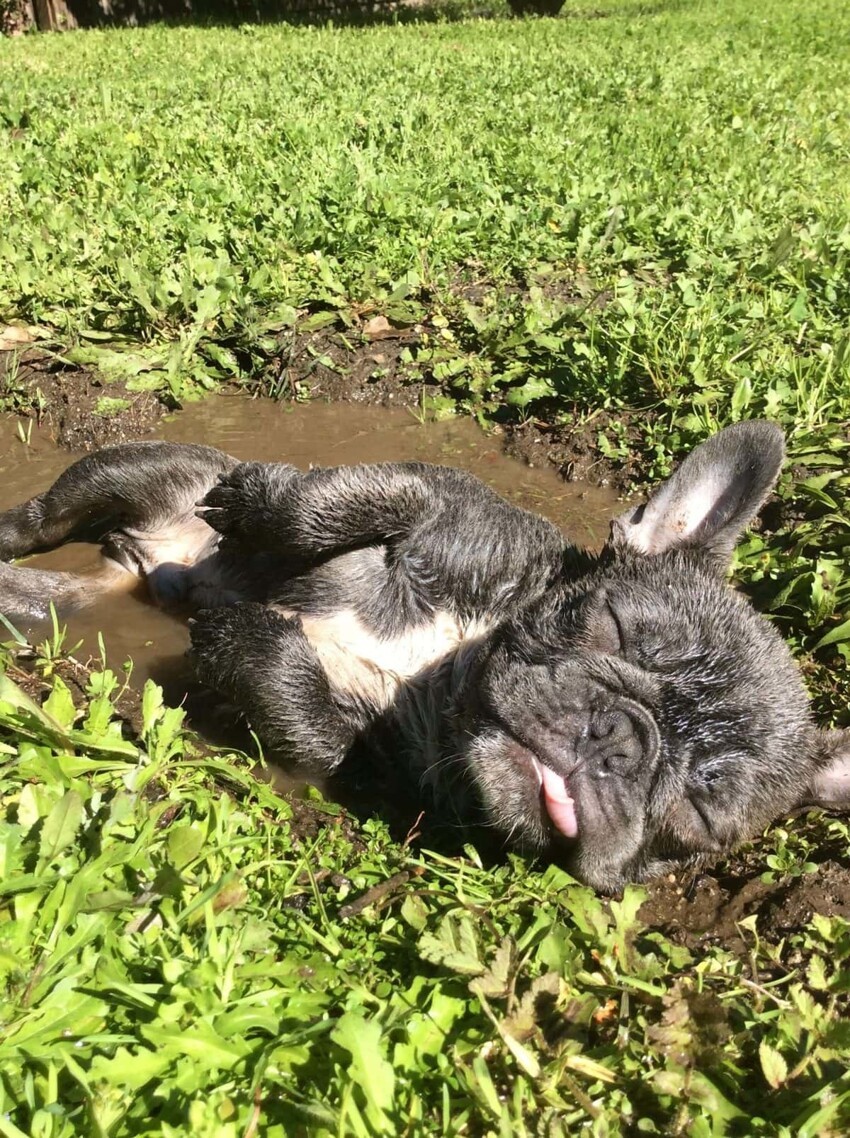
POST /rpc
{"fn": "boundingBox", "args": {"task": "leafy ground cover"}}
[1,0,848,431]
[2,0,850,1133]
[2,641,850,1137]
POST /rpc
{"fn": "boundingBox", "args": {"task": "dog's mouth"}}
[530,756,579,840]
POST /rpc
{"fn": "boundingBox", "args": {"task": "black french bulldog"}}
[1,420,847,890]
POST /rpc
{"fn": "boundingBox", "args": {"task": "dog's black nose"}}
[582,707,646,778]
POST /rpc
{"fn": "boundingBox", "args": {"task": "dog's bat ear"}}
[608,421,785,567]
[795,729,850,812]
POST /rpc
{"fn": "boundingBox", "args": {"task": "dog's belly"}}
[279,606,489,709]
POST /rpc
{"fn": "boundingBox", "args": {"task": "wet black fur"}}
[2,423,849,891]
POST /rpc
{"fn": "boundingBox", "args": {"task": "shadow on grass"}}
[41,0,686,31]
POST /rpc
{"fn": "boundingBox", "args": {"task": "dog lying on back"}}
[1,420,848,890]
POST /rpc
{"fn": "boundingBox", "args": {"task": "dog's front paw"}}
[195,463,267,542]
[196,462,298,544]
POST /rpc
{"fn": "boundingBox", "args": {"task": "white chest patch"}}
[279,607,490,708]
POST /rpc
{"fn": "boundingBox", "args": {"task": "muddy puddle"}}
[0,397,620,718]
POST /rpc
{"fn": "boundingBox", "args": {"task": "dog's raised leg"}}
[198,460,566,618]
[189,603,362,773]
[0,441,236,623]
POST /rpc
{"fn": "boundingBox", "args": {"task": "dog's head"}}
[456,421,850,891]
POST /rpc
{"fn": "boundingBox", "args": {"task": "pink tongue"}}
[538,762,579,839]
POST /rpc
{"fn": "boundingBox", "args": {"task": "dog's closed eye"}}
[581,594,624,657]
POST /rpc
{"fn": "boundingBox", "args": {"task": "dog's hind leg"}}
[0,441,234,560]
[0,559,135,624]
[0,441,237,622]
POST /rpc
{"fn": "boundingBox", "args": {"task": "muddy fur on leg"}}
[189,603,365,772]
[0,442,238,622]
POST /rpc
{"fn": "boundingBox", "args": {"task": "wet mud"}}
[0,347,165,450]
[638,856,850,954]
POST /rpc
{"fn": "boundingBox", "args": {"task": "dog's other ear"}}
[610,420,785,566]
[795,729,850,812]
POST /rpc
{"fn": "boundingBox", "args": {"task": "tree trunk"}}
[32,0,78,27]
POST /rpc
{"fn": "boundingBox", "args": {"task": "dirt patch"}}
[638,854,850,951]
[1,348,164,450]
[528,267,614,310]
[5,645,146,738]
[271,322,439,409]
[447,265,613,311]
[764,860,850,930]
[504,410,644,492]
[638,871,775,952]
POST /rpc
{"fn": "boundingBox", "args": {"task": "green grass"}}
[1,0,848,422]
[2,645,850,1137]
[3,1,850,1134]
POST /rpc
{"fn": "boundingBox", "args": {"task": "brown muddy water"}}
[0,397,620,723]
